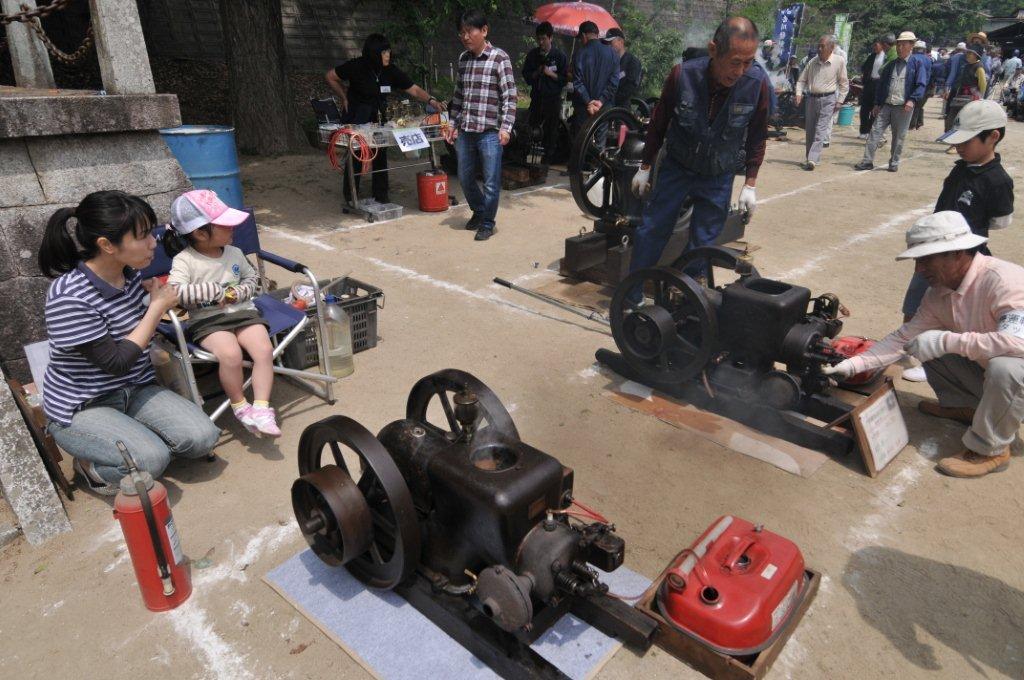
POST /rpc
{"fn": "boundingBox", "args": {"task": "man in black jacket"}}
[859,37,889,138]
[522,21,568,165]
[605,28,643,108]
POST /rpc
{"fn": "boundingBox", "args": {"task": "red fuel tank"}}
[417,171,449,212]
[831,335,882,386]
[657,516,806,656]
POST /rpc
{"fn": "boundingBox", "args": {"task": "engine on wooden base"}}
[597,247,872,456]
[291,369,655,678]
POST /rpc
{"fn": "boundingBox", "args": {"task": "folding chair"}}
[310,96,343,124]
[142,211,338,425]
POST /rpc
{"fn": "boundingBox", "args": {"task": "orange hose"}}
[327,127,378,175]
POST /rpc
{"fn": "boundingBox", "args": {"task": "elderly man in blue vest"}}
[627,17,770,301]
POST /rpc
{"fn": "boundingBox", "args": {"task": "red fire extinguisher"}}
[113,441,192,611]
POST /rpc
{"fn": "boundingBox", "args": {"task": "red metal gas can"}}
[831,335,882,386]
[417,171,449,212]
[657,516,806,655]
[113,474,192,611]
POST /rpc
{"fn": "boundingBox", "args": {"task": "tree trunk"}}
[218,0,303,155]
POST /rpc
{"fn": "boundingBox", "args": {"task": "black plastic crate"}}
[273,277,384,370]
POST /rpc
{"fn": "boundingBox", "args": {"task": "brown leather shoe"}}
[918,401,975,425]
[937,448,1010,478]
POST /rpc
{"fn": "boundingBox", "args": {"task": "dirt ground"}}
[2,101,1023,680]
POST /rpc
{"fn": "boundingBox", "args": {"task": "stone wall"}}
[0,91,187,383]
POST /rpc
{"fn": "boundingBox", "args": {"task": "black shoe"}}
[373,194,390,204]
[887,164,898,172]
[465,214,482,230]
[474,228,494,241]
[823,142,830,148]
[854,161,874,171]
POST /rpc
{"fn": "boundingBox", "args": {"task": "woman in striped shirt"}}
[39,190,220,495]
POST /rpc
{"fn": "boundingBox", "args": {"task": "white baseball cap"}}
[956,41,967,49]
[896,211,987,260]
[170,189,248,235]
[914,40,926,49]
[936,99,1008,145]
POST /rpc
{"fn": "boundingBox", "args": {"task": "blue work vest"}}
[665,57,765,176]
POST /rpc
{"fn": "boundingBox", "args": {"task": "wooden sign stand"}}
[845,379,910,477]
[634,559,820,680]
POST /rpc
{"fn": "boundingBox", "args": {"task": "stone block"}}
[89,0,156,95]
[0,276,50,364]
[27,131,189,204]
[0,376,72,545]
[0,139,45,208]
[0,93,181,139]
[0,234,16,283]
[1,0,55,89]
[0,202,70,277]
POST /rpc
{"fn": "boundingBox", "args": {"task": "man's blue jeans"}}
[48,383,221,484]
[627,156,734,302]
[456,130,503,231]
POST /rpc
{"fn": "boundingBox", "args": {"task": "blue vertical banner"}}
[773,3,805,66]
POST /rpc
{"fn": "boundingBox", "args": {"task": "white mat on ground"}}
[265,549,651,680]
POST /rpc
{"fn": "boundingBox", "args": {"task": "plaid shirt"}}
[450,43,517,134]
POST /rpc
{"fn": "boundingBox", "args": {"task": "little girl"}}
[164,190,281,437]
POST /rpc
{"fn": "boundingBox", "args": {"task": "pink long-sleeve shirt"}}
[848,255,1024,373]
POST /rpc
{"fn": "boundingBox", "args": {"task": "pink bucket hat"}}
[170,189,248,234]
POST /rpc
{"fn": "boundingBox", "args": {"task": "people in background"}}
[855,31,929,173]
[945,46,988,135]
[571,21,619,131]
[443,9,517,242]
[859,37,889,140]
[38,190,219,495]
[325,33,445,204]
[824,211,1024,479]
[945,32,991,99]
[522,21,567,166]
[164,190,281,438]
[627,17,769,301]
[909,40,933,130]
[605,28,643,107]
[795,34,849,170]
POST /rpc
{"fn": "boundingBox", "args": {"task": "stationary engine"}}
[598,247,872,455]
[562,107,746,285]
[291,370,655,675]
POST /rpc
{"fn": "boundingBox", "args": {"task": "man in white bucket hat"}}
[824,211,1024,478]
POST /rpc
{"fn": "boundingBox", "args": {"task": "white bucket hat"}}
[937,99,1008,145]
[896,31,917,42]
[896,211,987,260]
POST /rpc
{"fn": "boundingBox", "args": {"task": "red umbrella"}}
[530,1,620,37]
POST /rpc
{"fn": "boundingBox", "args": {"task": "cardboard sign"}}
[393,127,429,152]
[851,380,909,476]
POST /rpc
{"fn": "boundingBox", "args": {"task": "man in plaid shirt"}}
[444,9,517,241]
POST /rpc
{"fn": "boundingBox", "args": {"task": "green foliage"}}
[615,0,685,98]
[359,0,533,87]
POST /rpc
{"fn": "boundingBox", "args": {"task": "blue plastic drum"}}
[159,125,245,208]
[836,104,855,127]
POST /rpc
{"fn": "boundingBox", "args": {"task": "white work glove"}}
[738,185,757,217]
[904,330,950,363]
[631,167,651,198]
[821,359,857,380]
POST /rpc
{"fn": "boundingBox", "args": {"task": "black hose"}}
[117,441,175,596]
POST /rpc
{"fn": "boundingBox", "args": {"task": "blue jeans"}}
[627,156,734,301]
[48,384,220,484]
[456,130,503,231]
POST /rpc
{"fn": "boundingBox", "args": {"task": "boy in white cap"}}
[824,211,1024,478]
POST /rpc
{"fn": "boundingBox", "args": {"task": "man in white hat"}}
[824,211,1024,478]
[855,31,930,172]
[909,39,933,129]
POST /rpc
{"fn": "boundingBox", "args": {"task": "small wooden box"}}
[634,560,821,680]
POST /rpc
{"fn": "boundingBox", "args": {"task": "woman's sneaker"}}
[233,404,261,435]
[72,458,119,496]
[248,406,281,438]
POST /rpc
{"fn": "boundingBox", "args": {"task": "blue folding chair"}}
[142,210,337,425]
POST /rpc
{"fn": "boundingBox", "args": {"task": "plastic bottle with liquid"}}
[322,295,355,378]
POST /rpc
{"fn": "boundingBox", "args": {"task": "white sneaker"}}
[902,366,928,382]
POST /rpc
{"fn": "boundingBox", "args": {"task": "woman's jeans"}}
[48,384,220,484]
[456,130,503,231]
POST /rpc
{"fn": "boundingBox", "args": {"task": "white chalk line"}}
[258,227,334,251]
[757,152,925,206]
[772,203,933,281]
